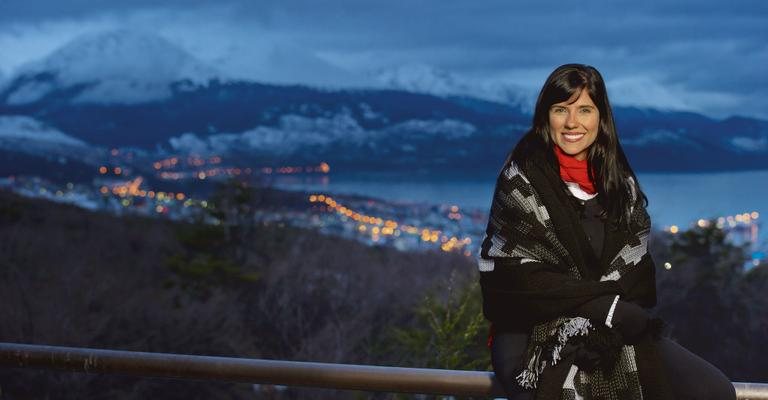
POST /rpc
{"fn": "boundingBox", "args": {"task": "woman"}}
[477,64,736,400]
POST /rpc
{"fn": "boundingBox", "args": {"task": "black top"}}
[569,193,606,260]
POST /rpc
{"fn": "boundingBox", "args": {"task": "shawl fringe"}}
[516,317,593,389]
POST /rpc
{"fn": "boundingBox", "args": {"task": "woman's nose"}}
[565,111,579,128]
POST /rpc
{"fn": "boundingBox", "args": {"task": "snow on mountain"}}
[169,111,367,155]
[374,64,464,97]
[0,116,87,147]
[5,80,56,105]
[620,128,696,147]
[0,116,106,166]
[168,110,479,156]
[372,64,534,110]
[383,119,476,139]
[731,136,768,152]
[5,29,220,105]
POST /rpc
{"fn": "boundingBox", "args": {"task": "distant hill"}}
[1,29,766,178]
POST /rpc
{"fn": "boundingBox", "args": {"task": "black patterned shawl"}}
[478,152,671,400]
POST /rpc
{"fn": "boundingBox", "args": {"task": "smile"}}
[562,132,585,142]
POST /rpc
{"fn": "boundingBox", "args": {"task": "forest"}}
[0,182,766,399]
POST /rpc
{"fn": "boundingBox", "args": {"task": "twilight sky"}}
[0,0,766,119]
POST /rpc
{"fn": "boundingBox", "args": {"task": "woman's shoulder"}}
[500,160,531,184]
[500,149,549,183]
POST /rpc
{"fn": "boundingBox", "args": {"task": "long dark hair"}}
[506,63,647,230]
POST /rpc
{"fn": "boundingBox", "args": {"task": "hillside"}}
[0,187,766,399]
[0,189,476,399]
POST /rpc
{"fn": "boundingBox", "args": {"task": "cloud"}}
[0,6,372,88]
[0,0,766,119]
[0,17,115,77]
[607,76,742,115]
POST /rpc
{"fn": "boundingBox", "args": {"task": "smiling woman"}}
[477,63,736,400]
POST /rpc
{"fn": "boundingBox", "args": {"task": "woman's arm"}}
[479,260,622,327]
[478,163,656,329]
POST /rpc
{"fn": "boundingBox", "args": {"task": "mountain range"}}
[1,29,766,182]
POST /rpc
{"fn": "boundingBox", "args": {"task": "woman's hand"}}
[562,323,624,374]
[612,300,651,344]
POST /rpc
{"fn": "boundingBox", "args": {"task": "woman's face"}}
[548,89,600,161]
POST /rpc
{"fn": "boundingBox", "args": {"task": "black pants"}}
[491,332,737,400]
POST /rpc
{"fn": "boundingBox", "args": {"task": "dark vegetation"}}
[0,186,476,399]
[0,182,766,399]
[651,225,768,379]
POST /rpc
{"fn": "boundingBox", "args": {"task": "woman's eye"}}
[552,107,566,114]
[579,108,593,114]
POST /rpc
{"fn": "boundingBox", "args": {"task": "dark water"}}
[272,169,768,255]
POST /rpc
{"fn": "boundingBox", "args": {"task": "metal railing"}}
[1,342,766,399]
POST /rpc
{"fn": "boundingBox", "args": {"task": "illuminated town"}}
[0,152,764,267]
[306,193,478,256]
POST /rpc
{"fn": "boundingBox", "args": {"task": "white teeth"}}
[564,133,584,140]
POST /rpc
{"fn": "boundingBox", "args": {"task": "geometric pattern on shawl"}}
[563,345,641,400]
[478,162,652,400]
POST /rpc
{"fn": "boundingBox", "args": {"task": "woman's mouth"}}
[562,132,585,142]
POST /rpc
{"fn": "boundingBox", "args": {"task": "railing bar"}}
[0,342,504,396]
[1,342,765,399]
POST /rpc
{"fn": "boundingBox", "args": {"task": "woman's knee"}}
[687,369,736,400]
[491,346,523,389]
[657,338,736,400]
[491,332,533,399]
[684,379,736,400]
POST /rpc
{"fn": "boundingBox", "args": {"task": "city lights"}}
[152,156,331,182]
[308,193,473,254]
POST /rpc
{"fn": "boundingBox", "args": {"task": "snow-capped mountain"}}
[0,116,105,163]
[0,29,766,176]
[169,111,369,156]
[0,115,87,147]
[373,64,535,111]
[0,116,106,184]
[3,29,219,105]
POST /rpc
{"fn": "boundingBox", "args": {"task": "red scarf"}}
[553,145,596,194]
